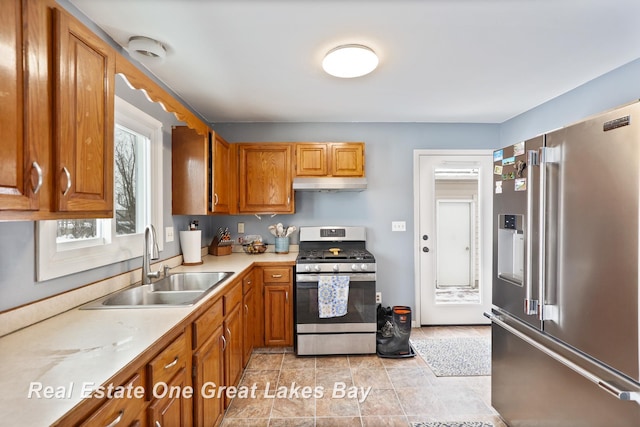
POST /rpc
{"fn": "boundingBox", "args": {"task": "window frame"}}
[36,97,163,282]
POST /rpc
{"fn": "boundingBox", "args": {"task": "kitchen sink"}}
[81,271,233,309]
[151,272,233,292]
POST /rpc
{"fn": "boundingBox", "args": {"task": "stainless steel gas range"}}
[295,226,377,355]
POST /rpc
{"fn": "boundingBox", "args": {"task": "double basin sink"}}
[82,271,233,309]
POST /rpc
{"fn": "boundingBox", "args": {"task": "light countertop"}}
[0,252,296,426]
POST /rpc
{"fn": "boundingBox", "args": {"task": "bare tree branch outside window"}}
[115,128,137,235]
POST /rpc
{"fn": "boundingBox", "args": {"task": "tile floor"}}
[221,326,507,427]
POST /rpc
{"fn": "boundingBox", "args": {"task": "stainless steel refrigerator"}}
[489,101,640,426]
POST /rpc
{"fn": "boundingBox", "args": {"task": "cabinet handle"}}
[244,304,248,315]
[272,274,283,278]
[61,166,71,196]
[287,195,290,205]
[226,327,231,340]
[221,335,227,351]
[155,422,161,427]
[286,291,289,303]
[31,161,43,195]
[214,193,219,206]
[104,410,124,427]
[164,356,178,369]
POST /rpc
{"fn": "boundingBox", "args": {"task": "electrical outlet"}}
[376,292,382,304]
[238,222,245,233]
[391,221,406,232]
[165,226,174,242]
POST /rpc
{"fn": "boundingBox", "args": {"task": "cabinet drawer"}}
[79,370,146,426]
[193,298,223,350]
[224,281,242,315]
[148,332,188,389]
[242,271,254,294]
[262,267,291,283]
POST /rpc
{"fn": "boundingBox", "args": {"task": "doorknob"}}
[422,247,430,253]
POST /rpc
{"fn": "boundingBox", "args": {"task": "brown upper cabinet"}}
[53,8,115,215]
[237,143,294,214]
[0,0,39,212]
[0,0,115,220]
[295,142,365,177]
[172,127,232,215]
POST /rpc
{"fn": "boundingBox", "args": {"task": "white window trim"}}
[36,97,164,282]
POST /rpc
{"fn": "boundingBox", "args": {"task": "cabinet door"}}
[53,9,114,214]
[331,143,365,176]
[148,368,191,427]
[238,144,294,213]
[172,126,209,215]
[212,133,231,213]
[264,284,293,346]
[224,303,243,407]
[193,325,225,427]
[242,285,255,367]
[0,0,40,212]
[295,143,328,176]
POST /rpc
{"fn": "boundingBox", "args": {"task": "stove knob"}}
[304,265,311,272]
[361,264,368,271]
[351,264,359,271]
[313,265,321,272]
[333,264,340,273]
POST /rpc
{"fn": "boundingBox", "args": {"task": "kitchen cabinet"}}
[192,298,224,427]
[212,133,232,213]
[295,142,365,177]
[53,7,115,215]
[172,127,232,215]
[262,266,293,346]
[147,331,192,427]
[223,280,244,407]
[148,367,190,427]
[242,269,258,366]
[0,0,115,219]
[237,143,294,213]
[0,0,40,212]
[78,369,146,427]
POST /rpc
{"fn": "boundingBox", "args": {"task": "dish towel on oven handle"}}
[318,275,349,318]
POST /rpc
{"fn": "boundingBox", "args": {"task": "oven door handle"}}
[295,273,376,283]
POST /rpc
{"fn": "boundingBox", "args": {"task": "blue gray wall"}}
[208,123,499,310]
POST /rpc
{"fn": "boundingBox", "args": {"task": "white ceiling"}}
[68,0,640,124]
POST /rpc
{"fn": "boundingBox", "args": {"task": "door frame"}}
[413,149,493,326]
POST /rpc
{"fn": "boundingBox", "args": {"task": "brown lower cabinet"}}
[55,264,294,427]
[262,266,293,347]
[192,298,225,427]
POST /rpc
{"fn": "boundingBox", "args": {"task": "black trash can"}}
[376,305,415,358]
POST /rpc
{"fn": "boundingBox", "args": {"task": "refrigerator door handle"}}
[485,311,640,405]
[524,150,539,315]
[538,146,548,321]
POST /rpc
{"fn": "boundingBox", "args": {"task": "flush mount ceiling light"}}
[322,44,378,78]
[128,36,166,61]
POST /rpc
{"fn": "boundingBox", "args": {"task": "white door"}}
[414,150,493,325]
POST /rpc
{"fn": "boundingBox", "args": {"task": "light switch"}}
[237,222,245,233]
[391,221,406,232]
[165,226,174,242]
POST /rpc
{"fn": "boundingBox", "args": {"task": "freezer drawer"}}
[492,318,640,427]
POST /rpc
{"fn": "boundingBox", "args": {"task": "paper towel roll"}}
[180,230,202,265]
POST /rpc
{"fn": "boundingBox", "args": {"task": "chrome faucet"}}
[143,225,161,285]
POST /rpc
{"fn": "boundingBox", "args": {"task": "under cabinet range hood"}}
[292,177,367,191]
